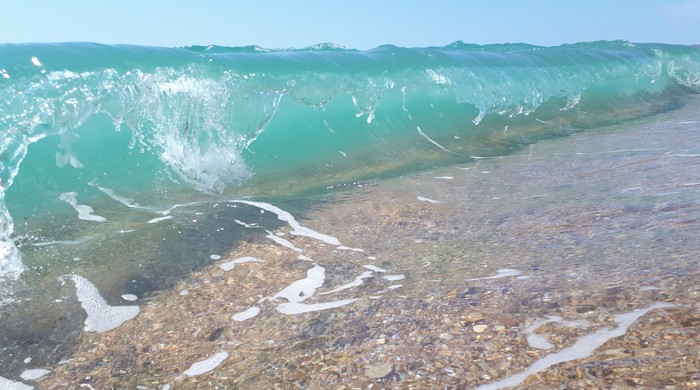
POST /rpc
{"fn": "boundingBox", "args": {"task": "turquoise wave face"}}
[1,41,700,276]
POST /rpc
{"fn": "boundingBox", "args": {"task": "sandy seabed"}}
[12,105,700,389]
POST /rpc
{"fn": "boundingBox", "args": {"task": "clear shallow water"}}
[1,41,700,385]
[5,100,696,388]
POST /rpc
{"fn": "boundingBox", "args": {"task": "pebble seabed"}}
[7,105,700,389]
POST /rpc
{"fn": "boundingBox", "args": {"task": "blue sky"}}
[1,1,699,49]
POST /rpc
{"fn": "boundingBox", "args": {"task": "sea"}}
[0,41,699,388]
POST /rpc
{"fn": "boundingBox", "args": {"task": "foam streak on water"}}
[66,274,140,333]
[58,192,106,222]
[477,303,675,389]
[182,352,228,377]
[0,376,33,390]
[232,201,342,246]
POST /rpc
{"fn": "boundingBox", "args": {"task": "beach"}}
[9,101,698,389]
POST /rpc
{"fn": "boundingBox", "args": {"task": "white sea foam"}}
[231,200,341,246]
[466,268,522,281]
[265,230,302,252]
[276,299,358,315]
[56,134,83,168]
[320,271,374,295]
[67,274,140,333]
[96,186,149,209]
[31,237,93,247]
[156,201,206,216]
[59,192,106,222]
[233,306,260,322]
[417,196,441,204]
[273,265,325,303]
[234,219,258,228]
[20,369,50,381]
[416,126,460,155]
[383,274,405,281]
[364,264,386,272]
[337,245,364,252]
[183,352,228,377]
[121,294,138,302]
[476,303,673,389]
[219,256,264,271]
[147,215,173,224]
[525,316,590,349]
[426,69,449,85]
[0,376,33,390]
[525,319,556,350]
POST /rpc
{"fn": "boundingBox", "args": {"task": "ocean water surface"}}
[1,41,699,386]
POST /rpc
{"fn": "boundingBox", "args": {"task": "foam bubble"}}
[183,352,228,377]
[68,274,140,333]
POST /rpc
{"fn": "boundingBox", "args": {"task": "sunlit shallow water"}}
[1,100,698,388]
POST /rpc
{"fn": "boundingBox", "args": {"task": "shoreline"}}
[6,104,700,388]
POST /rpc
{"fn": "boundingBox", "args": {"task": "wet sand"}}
[11,105,700,389]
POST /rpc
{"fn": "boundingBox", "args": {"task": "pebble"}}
[473,324,489,333]
[366,362,393,379]
[461,312,485,324]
